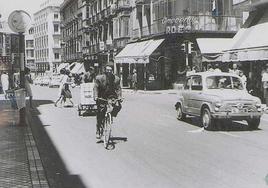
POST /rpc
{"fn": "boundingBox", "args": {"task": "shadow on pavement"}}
[183,116,262,132]
[109,137,128,150]
[27,99,88,188]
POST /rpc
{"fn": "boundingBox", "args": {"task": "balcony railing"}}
[117,0,131,10]
[132,15,242,39]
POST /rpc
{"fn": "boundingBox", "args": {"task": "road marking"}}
[218,131,240,138]
[187,127,205,133]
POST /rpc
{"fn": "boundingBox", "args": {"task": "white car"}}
[175,72,263,130]
[34,77,42,85]
[49,75,62,88]
[40,76,50,86]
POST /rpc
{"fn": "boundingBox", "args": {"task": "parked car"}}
[49,75,62,88]
[40,76,50,86]
[34,77,41,85]
[175,72,263,130]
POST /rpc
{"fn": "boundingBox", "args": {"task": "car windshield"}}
[206,76,244,90]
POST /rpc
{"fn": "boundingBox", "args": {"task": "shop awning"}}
[222,22,268,62]
[70,63,85,74]
[115,39,164,64]
[196,38,232,62]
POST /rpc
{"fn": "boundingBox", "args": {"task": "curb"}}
[25,108,50,188]
[122,89,179,95]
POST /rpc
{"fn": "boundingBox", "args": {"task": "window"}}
[191,76,203,90]
[206,76,243,90]
[184,77,191,90]
[54,53,59,59]
[54,24,59,33]
[54,14,59,19]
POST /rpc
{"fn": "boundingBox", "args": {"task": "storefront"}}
[221,3,268,100]
[115,39,165,90]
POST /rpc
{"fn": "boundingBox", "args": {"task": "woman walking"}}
[54,69,74,107]
[25,67,33,109]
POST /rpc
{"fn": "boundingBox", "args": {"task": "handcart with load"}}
[78,82,97,116]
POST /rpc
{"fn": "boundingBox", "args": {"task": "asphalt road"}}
[31,85,268,188]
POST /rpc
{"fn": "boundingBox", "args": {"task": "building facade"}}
[34,0,62,75]
[0,21,20,72]
[60,0,132,73]
[60,0,83,66]
[25,27,36,72]
[116,0,244,89]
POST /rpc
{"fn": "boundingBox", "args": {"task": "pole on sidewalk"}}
[19,32,26,126]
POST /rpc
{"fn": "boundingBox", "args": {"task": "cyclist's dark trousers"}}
[96,100,107,133]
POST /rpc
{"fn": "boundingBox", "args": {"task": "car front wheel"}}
[176,104,186,121]
[202,108,214,130]
[247,118,260,130]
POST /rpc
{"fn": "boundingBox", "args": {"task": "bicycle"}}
[97,97,123,149]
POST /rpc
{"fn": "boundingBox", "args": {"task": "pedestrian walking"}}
[206,64,214,72]
[25,67,33,109]
[214,64,222,72]
[54,69,74,107]
[262,64,268,107]
[132,69,137,91]
[239,70,247,88]
[186,66,195,76]
[229,63,240,75]
[1,71,9,96]
[84,66,95,83]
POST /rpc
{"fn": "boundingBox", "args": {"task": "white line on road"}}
[187,127,205,133]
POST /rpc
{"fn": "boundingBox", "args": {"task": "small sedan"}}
[49,75,62,88]
[175,72,263,130]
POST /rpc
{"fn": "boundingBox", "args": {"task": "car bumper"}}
[212,111,262,120]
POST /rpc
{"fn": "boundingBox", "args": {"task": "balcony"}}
[117,0,131,10]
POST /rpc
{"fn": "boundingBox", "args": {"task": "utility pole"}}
[8,10,31,126]
[19,33,26,126]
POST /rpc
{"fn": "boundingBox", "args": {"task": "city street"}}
[29,85,268,188]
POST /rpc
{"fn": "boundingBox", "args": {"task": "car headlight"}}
[256,103,261,108]
[215,103,222,108]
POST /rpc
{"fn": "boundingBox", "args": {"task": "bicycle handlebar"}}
[97,97,123,102]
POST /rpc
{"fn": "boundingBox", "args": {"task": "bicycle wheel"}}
[103,113,112,149]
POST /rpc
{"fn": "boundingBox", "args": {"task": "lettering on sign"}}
[162,16,198,34]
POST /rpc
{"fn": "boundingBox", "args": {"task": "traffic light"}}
[188,42,194,54]
[181,43,186,53]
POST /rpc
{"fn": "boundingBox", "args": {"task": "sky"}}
[0,0,63,21]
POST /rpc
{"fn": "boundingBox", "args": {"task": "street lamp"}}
[8,10,31,126]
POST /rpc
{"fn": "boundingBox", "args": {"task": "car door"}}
[181,77,191,113]
[188,75,203,115]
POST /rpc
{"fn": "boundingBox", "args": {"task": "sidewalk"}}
[0,94,49,188]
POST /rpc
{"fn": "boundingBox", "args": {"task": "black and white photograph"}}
[1,0,268,187]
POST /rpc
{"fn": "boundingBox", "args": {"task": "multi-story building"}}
[60,0,83,67]
[0,21,20,72]
[34,0,62,75]
[115,0,244,89]
[25,27,36,72]
[60,0,132,73]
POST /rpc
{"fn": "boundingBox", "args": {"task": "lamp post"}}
[8,10,31,126]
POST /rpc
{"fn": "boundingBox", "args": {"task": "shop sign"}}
[162,16,198,34]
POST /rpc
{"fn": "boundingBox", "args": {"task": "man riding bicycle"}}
[93,66,122,142]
